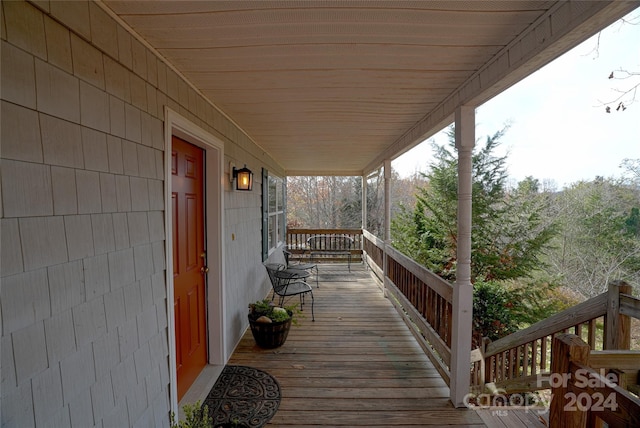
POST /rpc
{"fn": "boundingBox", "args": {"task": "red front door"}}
[172,136,207,400]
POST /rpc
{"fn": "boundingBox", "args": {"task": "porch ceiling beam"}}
[364,0,639,176]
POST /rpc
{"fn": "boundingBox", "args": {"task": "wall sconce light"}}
[230,162,253,191]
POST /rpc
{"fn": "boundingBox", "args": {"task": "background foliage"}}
[286,129,640,343]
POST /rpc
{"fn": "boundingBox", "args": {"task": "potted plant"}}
[248,299,294,348]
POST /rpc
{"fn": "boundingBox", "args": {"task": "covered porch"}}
[2,1,639,427]
[225,263,546,427]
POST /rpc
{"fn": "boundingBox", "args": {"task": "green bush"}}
[170,401,212,428]
[473,278,577,345]
[473,279,519,343]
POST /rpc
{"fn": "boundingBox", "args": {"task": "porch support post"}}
[362,174,367,230]
[451,105,475,407]
[383,160,392,241]
[382,160,392,297]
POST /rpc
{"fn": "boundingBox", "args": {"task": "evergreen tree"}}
[390,127,561,343]
[391,127,558,282]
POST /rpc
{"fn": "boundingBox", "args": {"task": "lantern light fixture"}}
[230,162,253,191]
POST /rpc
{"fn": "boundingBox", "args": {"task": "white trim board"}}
[164,107,227,414]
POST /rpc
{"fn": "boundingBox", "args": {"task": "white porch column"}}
[383,160,392,241]
[362,174,367,230]
[382,161,392,297]
[451,105,475,407]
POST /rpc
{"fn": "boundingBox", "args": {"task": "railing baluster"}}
[540,336,547,372]
[531,339,538,376]
[588,318,597,349]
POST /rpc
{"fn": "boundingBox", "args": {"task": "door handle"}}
[200,266,209,274]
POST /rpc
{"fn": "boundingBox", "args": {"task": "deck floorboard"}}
[228,264,539,427]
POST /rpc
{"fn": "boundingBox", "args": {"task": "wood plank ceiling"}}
[103,1,633,176]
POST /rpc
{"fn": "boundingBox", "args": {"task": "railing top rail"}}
[362,229,384,247]
[386,245,453,302]
[589,350,640,370]
[287,228,362,235]
[484,292,608,357]
[620,293,640,320]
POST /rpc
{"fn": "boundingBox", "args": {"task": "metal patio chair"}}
[264,263,315,321]
[284,249,319,288]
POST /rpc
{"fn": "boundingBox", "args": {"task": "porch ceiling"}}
[103,1,637,176]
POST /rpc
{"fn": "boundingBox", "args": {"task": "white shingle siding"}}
[3,1,46,58]
[1,41,37,108]
[35,59,80,123]
[81,127,110,171]
[130,177,150,211]
[1,100,42,162]
[2,268,50,334]
[64,214,95,260]
[2,160,53,217]
[48,261,84,315]
[70,32,105,89]
[123,281,143,321]
[115,175,133,212]
[108,248,136,289]
[137,144,157,178]
[88,2,118,59]
[103,287,126,332]
[112,212,131,250]
[80,81,110,133]
[92,330,121,380]
[91,213,116,255]
[2,0,276,425]
[91,373,116,422]
[51,166,79,215]
[121,139,139,177]
[12,322,48,384]
[43,15,73,73]
[21,217,68,269]
[76,170,102,214]
[124,103,142,143]
[127,212,150,246]
[83,254,111,300]
[40,114,84,168]
[1,218,24,276]
[72,297,107,348]
[1,0,176,421]
[31,365,64,426]
[44,310,77,364]
[68,385,94,427]
[109,96,127,139]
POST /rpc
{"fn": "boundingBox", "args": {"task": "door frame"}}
[164,107,226,414]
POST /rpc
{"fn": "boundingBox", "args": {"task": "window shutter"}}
[261,168,269,261]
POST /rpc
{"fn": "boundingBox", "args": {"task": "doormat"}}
[202,365,281,428]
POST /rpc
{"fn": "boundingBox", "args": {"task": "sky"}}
[393,10,640,188]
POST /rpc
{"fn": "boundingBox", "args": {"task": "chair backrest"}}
[307,234,353,250]
[283,250,292,266]
[264,263,286,293]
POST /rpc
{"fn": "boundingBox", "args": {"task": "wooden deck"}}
[229,264,546,427]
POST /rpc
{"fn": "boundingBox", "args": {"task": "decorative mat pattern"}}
[203,365,281,428]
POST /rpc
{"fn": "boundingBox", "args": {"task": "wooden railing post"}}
[481,337,491,386]
[550,334,590,428]
[382,239,389,298]
[605,280,632,350]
